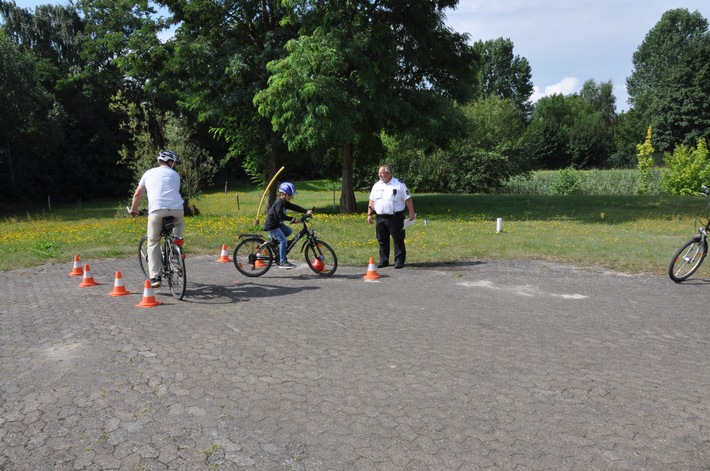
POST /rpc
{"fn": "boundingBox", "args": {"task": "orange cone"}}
[78,264,99,287]
[362,257,381,280]
[68,255,84,277]
[108,271,130,296]
[216,244,232,262]
[136,280,162,308]
[255,248,269,268]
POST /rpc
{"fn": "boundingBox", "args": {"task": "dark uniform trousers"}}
[376,212,406,265]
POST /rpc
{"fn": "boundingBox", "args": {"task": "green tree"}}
[627,8,710,152]
[0,29,59,202]
[636,127,656,194]
[161,0,296,209]
[472,37,533,115]
[255,0,477,212]
[662,138,710,195]
[523,94,570,169]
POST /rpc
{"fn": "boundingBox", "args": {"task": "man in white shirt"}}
[367,164,415,269]
[129,150,185,287]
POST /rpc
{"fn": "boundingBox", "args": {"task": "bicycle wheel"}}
[166,242,186,299]
[138,235,149,279]
[305,239,338,276]
[233,237,272,277]
[669,237,708,282]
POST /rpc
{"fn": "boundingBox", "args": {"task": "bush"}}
[662,138,710,195]
[550,167,581,195]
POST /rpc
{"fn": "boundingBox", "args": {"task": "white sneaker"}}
[279,261,296,269]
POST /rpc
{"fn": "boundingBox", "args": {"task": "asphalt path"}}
[1,254,709,470]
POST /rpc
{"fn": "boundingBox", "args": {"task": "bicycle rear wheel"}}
[138,235,149,279]
[305,239,337,276]
[166,242,186,299]
[234,237,272,277]
[669,237,707,282]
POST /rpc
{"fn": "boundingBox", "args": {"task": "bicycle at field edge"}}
[129,208,187,299]
[233,213,337,277]
[669,185,710,282]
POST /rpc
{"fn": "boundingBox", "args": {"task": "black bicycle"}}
[131,209,187,299]
[233,214,337,277]
[669,185,710,282]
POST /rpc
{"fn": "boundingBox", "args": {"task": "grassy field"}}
[1,179,709,276]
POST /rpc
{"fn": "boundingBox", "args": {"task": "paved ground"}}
[1,254,710,470]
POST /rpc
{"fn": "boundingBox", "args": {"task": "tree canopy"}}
[627,8,710,152]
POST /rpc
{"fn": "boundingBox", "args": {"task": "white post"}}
[496,217,503,233]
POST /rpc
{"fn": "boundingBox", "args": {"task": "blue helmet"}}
[278,182,296,195]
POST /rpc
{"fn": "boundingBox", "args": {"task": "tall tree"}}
[0,29,58,202]
[472,37,533,115]
[255,0,477,212]
[162,0,297,208]
[523,94,570,169]
[627,8,710,152]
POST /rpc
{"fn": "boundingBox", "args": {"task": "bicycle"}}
[668,185,710,282]
[129,208,187,299]
[233,213,337,277]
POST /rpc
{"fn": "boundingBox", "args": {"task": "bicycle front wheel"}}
[166,242,186,299]
[138,235,149,279]
[669,237,707,282]
[234,237,272,277]
[305,239,337,276]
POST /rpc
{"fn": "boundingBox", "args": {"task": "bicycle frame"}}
[137,215,187,299]
[234,214,338,277]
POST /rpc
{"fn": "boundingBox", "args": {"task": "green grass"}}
[1,182,708,276]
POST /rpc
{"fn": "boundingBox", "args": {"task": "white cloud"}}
[530,77,580,102]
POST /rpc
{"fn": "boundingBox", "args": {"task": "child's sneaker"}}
[279,261,296,269]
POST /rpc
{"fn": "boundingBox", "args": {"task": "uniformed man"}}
[367,164,415,269]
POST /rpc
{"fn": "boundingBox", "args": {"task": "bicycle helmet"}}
[278,182,296,196]
[157,149,180,164]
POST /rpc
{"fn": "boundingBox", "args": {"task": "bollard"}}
[496,217,503,233]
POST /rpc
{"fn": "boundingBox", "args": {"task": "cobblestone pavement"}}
[1,255,710,470]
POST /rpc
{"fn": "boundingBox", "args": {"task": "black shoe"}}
[150,276,161,288]
[394,263,404,269]
[377,262,389,269]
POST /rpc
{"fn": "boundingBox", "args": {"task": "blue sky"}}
[12,0,710,112]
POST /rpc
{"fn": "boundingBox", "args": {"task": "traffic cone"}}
[136,280,162,308]
[78,264,99,287]
[108,271,130,296]
[255,248,269,268]
[68,255,83,277]
[216,244,232,262]
[362,257,381,280]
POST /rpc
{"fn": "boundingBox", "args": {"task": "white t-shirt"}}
[369,177,411,215]
[138,166,184,214]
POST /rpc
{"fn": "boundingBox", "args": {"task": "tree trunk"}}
[339,142,358,213]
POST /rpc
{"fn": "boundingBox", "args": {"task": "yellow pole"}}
[254,166,286,225]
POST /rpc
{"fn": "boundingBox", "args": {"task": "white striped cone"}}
[136,280,162,308]
[362,257,381,280]
[68,255,83,277]
[79,264,99,287]
[109,271,130,296]
[217,244,232,262]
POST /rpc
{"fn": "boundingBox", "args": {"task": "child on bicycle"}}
[262,182,313,269]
